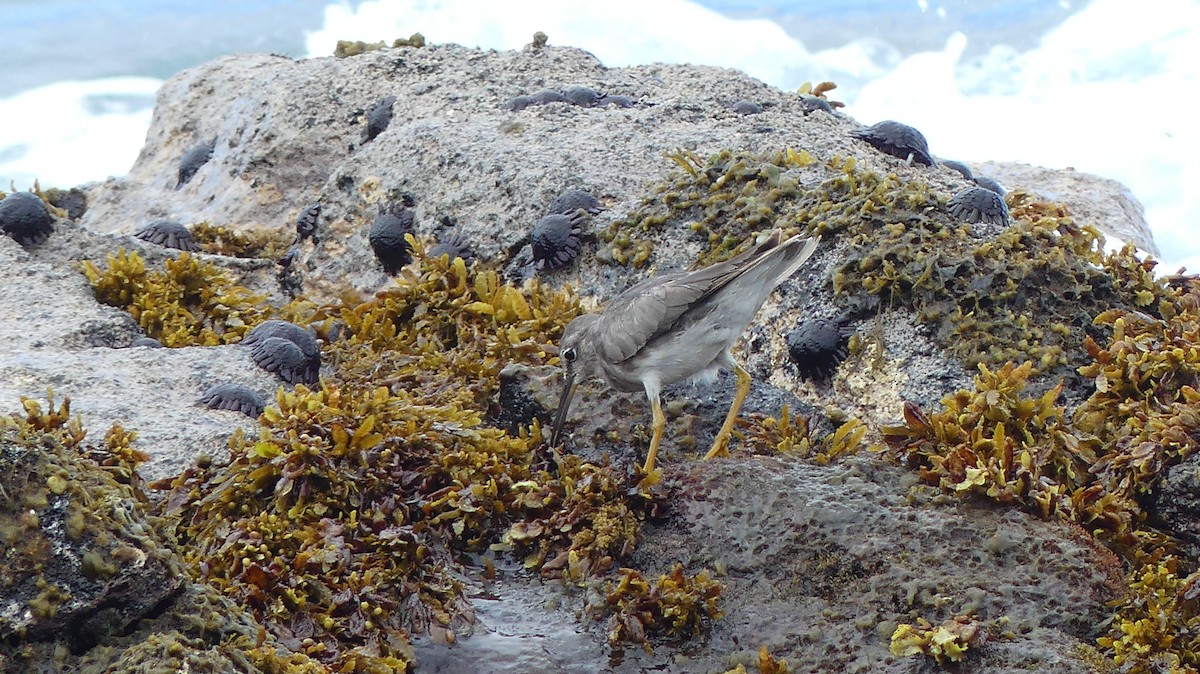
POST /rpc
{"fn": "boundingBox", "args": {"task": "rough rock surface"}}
[970,159,1158,256]
[0,40,1159,672]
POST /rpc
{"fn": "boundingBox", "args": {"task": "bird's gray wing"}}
[592,233,783,364]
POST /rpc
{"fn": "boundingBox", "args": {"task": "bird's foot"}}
[702,435,731,460]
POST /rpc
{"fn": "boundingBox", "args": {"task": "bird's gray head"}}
[549,313,600,446]
[558,313,601,382]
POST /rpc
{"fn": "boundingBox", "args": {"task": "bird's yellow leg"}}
[704,363,751,460]
[643,395,666,474]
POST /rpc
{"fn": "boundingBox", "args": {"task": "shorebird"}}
[549,230,820,473]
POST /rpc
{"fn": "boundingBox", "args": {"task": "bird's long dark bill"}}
[549,372,577,446]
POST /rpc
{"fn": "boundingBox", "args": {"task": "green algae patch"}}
[0,393,184,646]
[189,221,294,259]
[82,248,272,346]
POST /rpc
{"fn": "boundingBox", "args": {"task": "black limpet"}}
[730,99,762,115]
[531,213,583,271]
[199,383,265,418]
[241,319,320,360]
[0,192,55,246]
[177,138,215,188]
[296,203,321,242]
[942,160,974,180]
[363,95,397,143]
[849,120,934,166]
[947,186,1010,225]
[532,90,568,105]
[798,94,833,114]
[600,94,634,109]
[43,187,87,220]
[548,188,602,217]
[369,198,415,275]
[251,337,319,385]
[787,317,851,381]
[278,244,299,268]
[428,231,476,264]
[135,219,200,252]
[563,86,600,108]
[503,95,537,112]
[973,176,1006,196]
[130,337,163,348]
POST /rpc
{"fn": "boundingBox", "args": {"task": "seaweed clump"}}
[742,406,866,465]
[592,564,724,650]
[81,249,273,347]
[889,615,985,665]
[154,244,671,671]
[881,253,1200,670]
[612,147,1136,376]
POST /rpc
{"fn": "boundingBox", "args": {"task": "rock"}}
[969,160,1158,256]
[0,40,1169,673]
[0,422,185,645]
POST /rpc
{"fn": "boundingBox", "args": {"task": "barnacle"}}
[363,95,397,143]
[601,94,634,108]
[177,138,215,188]
[849,120,934,166]
[533,89,568,105]
[250,337,317,384]
[549,188,603,216]
[531,213,584,271]
[369,198,415,274]
[0,191,55,246]
[786,316,851,380]
[295,202,321,242]
[134,218,200,252]
[40,186,87,220]
[947,186,1009,225]
[198,383,265,418]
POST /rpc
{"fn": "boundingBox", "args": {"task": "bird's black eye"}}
[562,347,577,362]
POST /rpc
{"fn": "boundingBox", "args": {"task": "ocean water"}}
[1,0,1196,272]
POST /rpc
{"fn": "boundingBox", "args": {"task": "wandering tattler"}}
[549,230,820,473]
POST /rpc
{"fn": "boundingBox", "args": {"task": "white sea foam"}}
[851,0,1200,273]
[1,0,1194,272]
[0,77,160,191]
